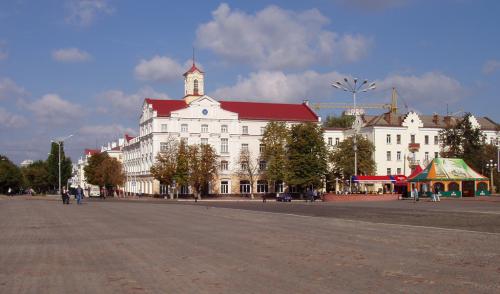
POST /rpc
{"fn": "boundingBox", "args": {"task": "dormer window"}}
[194,79,199,95]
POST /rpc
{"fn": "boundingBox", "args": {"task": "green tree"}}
[439,113,486,171]
[324,114,355,129]
[0,155,23,194]
[261,121,289,193]
[150,139,179,193]
[47,142,72,191]
[187,144,218,199]
[329,134,376,180]
[479,144,499,193]
[21,160,51,194]
[174,139,190,191]
[84,153,125,192]
[286,122,328,192]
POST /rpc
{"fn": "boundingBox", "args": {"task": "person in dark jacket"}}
[76,185,84,205]
[61,187,70,205]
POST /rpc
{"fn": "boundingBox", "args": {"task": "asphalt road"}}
[0,197,499,293]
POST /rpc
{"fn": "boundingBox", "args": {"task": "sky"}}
[0,0,499,164]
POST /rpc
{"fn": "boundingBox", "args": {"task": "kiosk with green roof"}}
[408,158,490,197]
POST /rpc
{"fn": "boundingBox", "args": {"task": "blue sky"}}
[0,0,499,163]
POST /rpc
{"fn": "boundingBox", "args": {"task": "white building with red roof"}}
[123,62,320,196]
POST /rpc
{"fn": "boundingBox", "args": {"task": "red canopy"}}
[408,165,423,180]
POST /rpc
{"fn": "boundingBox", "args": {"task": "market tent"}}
[408,158,489,197]
[407,165,423,180]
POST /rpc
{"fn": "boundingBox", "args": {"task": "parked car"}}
[276,193,292,202]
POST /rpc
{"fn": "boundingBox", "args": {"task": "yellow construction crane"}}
[311,87,400,115]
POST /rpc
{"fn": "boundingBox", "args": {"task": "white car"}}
[89,186,100,197]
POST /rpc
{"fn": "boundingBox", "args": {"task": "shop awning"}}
[391,175,408,186]
[352,175,394,183]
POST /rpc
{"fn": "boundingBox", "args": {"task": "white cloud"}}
[98,86,170,116]
[134,56,189,82]
[212,70,464,111]
[377,72,464,108]
[482,59,500,75]
[212,70,344,102]
[0,107,27,129]
[65,0,114,27]
[52,48,92,63]
[0,78,28,100]
[196,4,372,70]
[24,94,85,125]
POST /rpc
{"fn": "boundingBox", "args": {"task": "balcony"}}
[408,143,420,152]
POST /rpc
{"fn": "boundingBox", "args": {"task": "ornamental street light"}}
[486,159,497,193]
[331,78,376,180]
[51,134,73,195]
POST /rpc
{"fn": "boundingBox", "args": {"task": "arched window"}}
[193,79,199,94]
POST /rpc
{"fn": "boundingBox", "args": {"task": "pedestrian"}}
[194,194,198,202]
[76,185,84,205]
[262,193,267,203]
[413,186,419,202]
[8,187,12,197]
[61,187,70,204]
[434,185,441,202]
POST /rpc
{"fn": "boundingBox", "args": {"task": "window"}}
[435,152,439,158]
[425,135,429,145]
[396,134,401,144]
[386,151,391,161]
[387,168,392,175]
[201,124,208,133]
[397,151,401,161]
[434,136,439,145]
[193,79,199,94]
[161,124,168,132]
[386,134,391,144]
[221,138,228,153]
[220,181,229,194]
[201,138,208,145]
[242,126,248,135]
[410,134,416,144]
[241,161,248,170]
[220,161,228,171]
[257,180,268,193]
[241,143,248,152]
[425,152,429,161]
[275,181,284,193]
[221,125,228,133]
[328,137,333,146]
[260,144,265,153]
[160,142,168,151]
[335,138,340,145]
[240,180,251,194]
[397,168,402,175]
[260,127,265,135]
[259,160,266,170]
[181,124,188,133]
[180,185,189,195]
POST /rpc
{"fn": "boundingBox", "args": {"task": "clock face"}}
[202,109,208,115]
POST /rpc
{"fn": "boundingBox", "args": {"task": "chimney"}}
[303,99,309,106]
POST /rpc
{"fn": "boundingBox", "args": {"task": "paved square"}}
[1,197,499,293]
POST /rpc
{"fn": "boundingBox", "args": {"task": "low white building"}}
[324,111,499,177]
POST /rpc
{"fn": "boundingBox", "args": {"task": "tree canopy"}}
[0,155,23,194]
[21,160,51,194]
[84,153,125,188]
[261,121,289,189]
[187,144,218,198]
[47,142,72,190]
[329,134,376,179]
[324,114,355,129]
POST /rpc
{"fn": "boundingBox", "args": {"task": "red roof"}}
[353,175,394,182]
[145,99,187,117]
[84,149,99,156]
[408,165,423,180]
[220,101,318,122]
[124,134,135,142]
[145,99,319,121]
[183,63,203,76]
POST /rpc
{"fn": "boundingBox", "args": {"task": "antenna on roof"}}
[192,46,195,66]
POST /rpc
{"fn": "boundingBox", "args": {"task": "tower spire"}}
[192,47,195,66]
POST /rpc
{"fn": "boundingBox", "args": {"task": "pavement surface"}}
[0,196,499,293]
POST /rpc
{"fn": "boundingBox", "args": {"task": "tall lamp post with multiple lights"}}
[51,134,73,194]
[331,78,376,182]
[486,159,497,193]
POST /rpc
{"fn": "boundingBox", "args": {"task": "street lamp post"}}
[51,134,73,194]
[331,78,376,180]
[486,159,497,193]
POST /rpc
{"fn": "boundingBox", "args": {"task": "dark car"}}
[276,193,292,202]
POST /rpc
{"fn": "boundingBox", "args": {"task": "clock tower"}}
[183,61,204,104]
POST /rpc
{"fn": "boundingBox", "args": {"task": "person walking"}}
[76,185,84,205]
[434,185,441,202]
[61,187,70,205]
[413,186,419,202]
[8,187,12,197]
[262,193,267,203]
